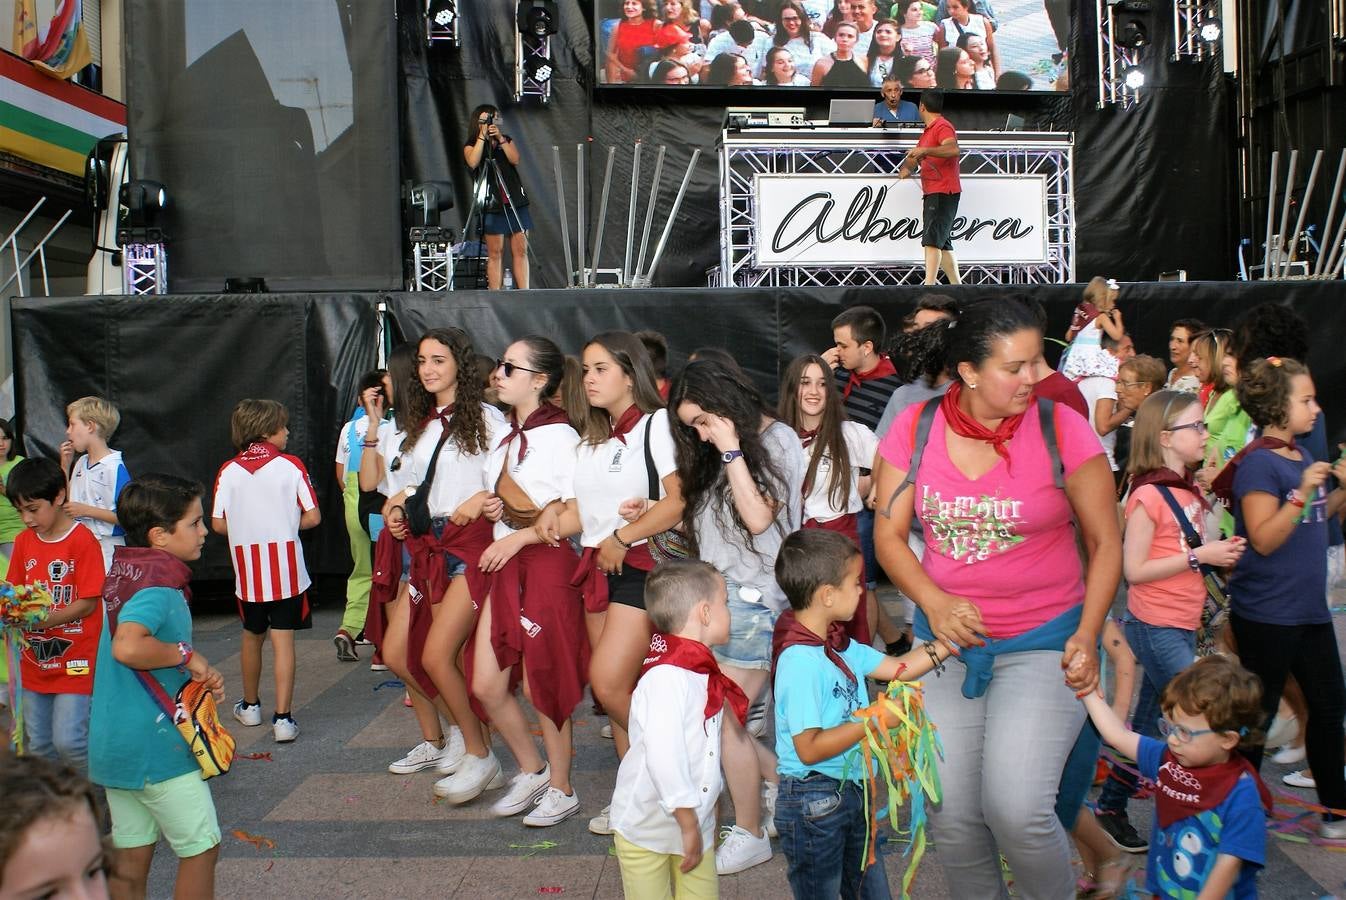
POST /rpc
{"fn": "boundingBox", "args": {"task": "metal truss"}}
[1097,0,1142,108]
[122,242,167,295]
[515,33,552,104]
[410,226,452,292]
[426,1,460,46]
[715,130,1075,288]
[1172,0,1212,61]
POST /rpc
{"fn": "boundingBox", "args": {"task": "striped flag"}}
[12,0,90,80]
[0,50,125,176]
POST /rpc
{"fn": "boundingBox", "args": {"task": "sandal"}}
[1089,856,1129,900]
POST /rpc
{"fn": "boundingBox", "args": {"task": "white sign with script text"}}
[753,174,1048,266]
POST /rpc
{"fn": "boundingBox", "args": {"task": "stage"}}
[12,278,1343,579]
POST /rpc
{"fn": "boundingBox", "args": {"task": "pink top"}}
[1124,484,1206,630]
[879,401,1104,638]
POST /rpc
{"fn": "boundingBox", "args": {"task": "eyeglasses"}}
[495,359,543,378]
[1117,380,1147,389]
[781,14,801,21]
[1158,716,1244,743]
[1165,421,1208,435]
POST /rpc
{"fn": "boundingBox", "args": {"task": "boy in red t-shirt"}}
[4,457,105,772]
[898,88,962,287]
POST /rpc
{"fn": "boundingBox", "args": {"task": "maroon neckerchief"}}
[771,609,856,686]
[797,426,819,450]
[1130,466,1211,512]
[641,632,749,726]
[1209,436,1297,508]
[842,354,897,399]
[419,403,456,430]
[940,380,1029,471]
[103,546,193,630]
[609,404,643,445]
[496,403,570,457]
[233,440,280,474]
[1154,750,1272,828]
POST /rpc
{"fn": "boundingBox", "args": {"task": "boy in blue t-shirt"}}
[771,528,955,899]
[1082,655,1271,898]
[88,474,225,900]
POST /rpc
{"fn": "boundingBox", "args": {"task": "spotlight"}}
[1123,65,1146,89]
[1198,14,1221,42]
[525,54,555,84]
[517,1,558,37]
[428,0,455,27]
[119,180,167,229]
[1116,19,1149,48]
[402,180,454,229]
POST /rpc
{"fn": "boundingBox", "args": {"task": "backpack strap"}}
[1037,398,1064,490]
[642,415,659,502]
[898,396,943,494]
[135,670,183,723]
[1153,484,1220,578]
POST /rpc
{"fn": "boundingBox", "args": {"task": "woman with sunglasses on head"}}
[669,359,806,875]
[531,331,685,837]
[469,338,588,828]
[376,328,507,807]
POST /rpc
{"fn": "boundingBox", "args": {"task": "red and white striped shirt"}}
[212,444,318,602]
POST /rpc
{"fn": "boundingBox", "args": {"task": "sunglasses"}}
[495,359,543,378]
[1158,716,1243,744]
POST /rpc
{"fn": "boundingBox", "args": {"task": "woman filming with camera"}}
[464,104,532,290]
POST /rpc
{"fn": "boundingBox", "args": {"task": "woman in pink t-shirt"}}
[872,298,1120,898]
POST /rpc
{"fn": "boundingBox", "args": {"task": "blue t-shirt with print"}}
[1230,448,1330,625]
[88,587,199,790]
[1137,736,1265,899]
[775,639,887,781]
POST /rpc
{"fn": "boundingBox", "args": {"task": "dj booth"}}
[712,123,1075,288]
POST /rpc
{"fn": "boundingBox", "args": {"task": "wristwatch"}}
[721,450,744,465]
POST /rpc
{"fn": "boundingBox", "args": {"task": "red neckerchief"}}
[610,404,643,445]
[1155,750,1272,828]
[1130,466,1211,512]
[496,403,569,457]
[234,440,280,474]
[103,546,193,630]
[641,632,749,726]
[842,354,897,398]
[1210,436,1296,508]
[940,380,1029,471]
[419,403,456,429]
[797,426,819,450]
[771,609,855,686]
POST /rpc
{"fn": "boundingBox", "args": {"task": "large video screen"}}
[595,0,1069,92]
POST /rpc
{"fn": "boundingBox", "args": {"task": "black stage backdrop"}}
[123,0,402,292]
[14,282,1340,579]
[398,0,1236,286]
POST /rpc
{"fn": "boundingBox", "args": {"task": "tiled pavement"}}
[145,599,1346,898]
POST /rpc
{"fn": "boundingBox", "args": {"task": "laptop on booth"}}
[828,98,874,127]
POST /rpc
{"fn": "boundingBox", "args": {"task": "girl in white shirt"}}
[381,328,507,807]
[471,336,587,828]
[935,0,999,79]
[532,331,685,835]
[777,354,879,641]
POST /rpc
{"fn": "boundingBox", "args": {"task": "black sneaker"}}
[333,629,358,662]
[885,633,913,657]
[1095,810,1148,853]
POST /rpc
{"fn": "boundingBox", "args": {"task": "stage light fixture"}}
[518,1,558,37]
[525,55,555,84]
[1123,65,1146,89]
[1116,19,1149,48]
[1198,13,1221,42]
[119,180,167,229]
[403,180,454,229]
[428,0,455,27]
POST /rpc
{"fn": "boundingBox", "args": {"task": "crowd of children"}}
[3,290,1345,900]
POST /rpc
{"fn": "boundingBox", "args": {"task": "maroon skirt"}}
[803,512,871,644]
[569,542,656,615]
[466,540,589,729]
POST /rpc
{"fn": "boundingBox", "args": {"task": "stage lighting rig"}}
[116,179,168,295]
[515,1,556,103]
[426,0,460,46]
[1097,0,1151,108]
[1123,65,1146,89]
[403,180,456,292]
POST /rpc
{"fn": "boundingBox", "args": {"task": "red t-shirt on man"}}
[917,116,961,195]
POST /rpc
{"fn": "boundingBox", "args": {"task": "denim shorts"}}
[430,517,468,578]
[712,580,778,671]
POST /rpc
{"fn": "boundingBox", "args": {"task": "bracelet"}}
[1186,549,1201,573]
[1288,489,1306,509]
[611,529,632,549]
[176,641,193,671]
[922,640,945,677]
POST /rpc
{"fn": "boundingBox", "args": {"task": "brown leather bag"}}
[495,465,546,531]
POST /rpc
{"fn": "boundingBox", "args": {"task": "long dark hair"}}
[401,327,490,455]
[0,418,18,461]
[935,47,966,90]
[890,314,960,385]
[778,355,853,512]
[668,360,789,557]
[773,0,813,49]
[463,104,498,152]
[578,331,665,445]
[386,343,418,436]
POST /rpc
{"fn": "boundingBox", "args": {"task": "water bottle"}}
[503,269,514,290]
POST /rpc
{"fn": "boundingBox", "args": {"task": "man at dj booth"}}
[871,74,919,125]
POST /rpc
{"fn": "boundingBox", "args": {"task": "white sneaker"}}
[715,824,773,875]
[432,751,504,804]
[763,781,779,839]
[1320,818,1346,840]
[1271,744,1307,765]
[273,716,299,743]
[232,700,262,727]
[1265,713,1299,749]
[599,722,613,739]
[388,740,447,774]
[492,765,552,817]
[436,727,466,774]
[588,804,613,836]
[524,787,581,827]
[746,695,768,739]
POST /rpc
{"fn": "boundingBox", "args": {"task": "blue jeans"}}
[1097,618,1195,813]
[22,690,91,773]
[776,774,891,900]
